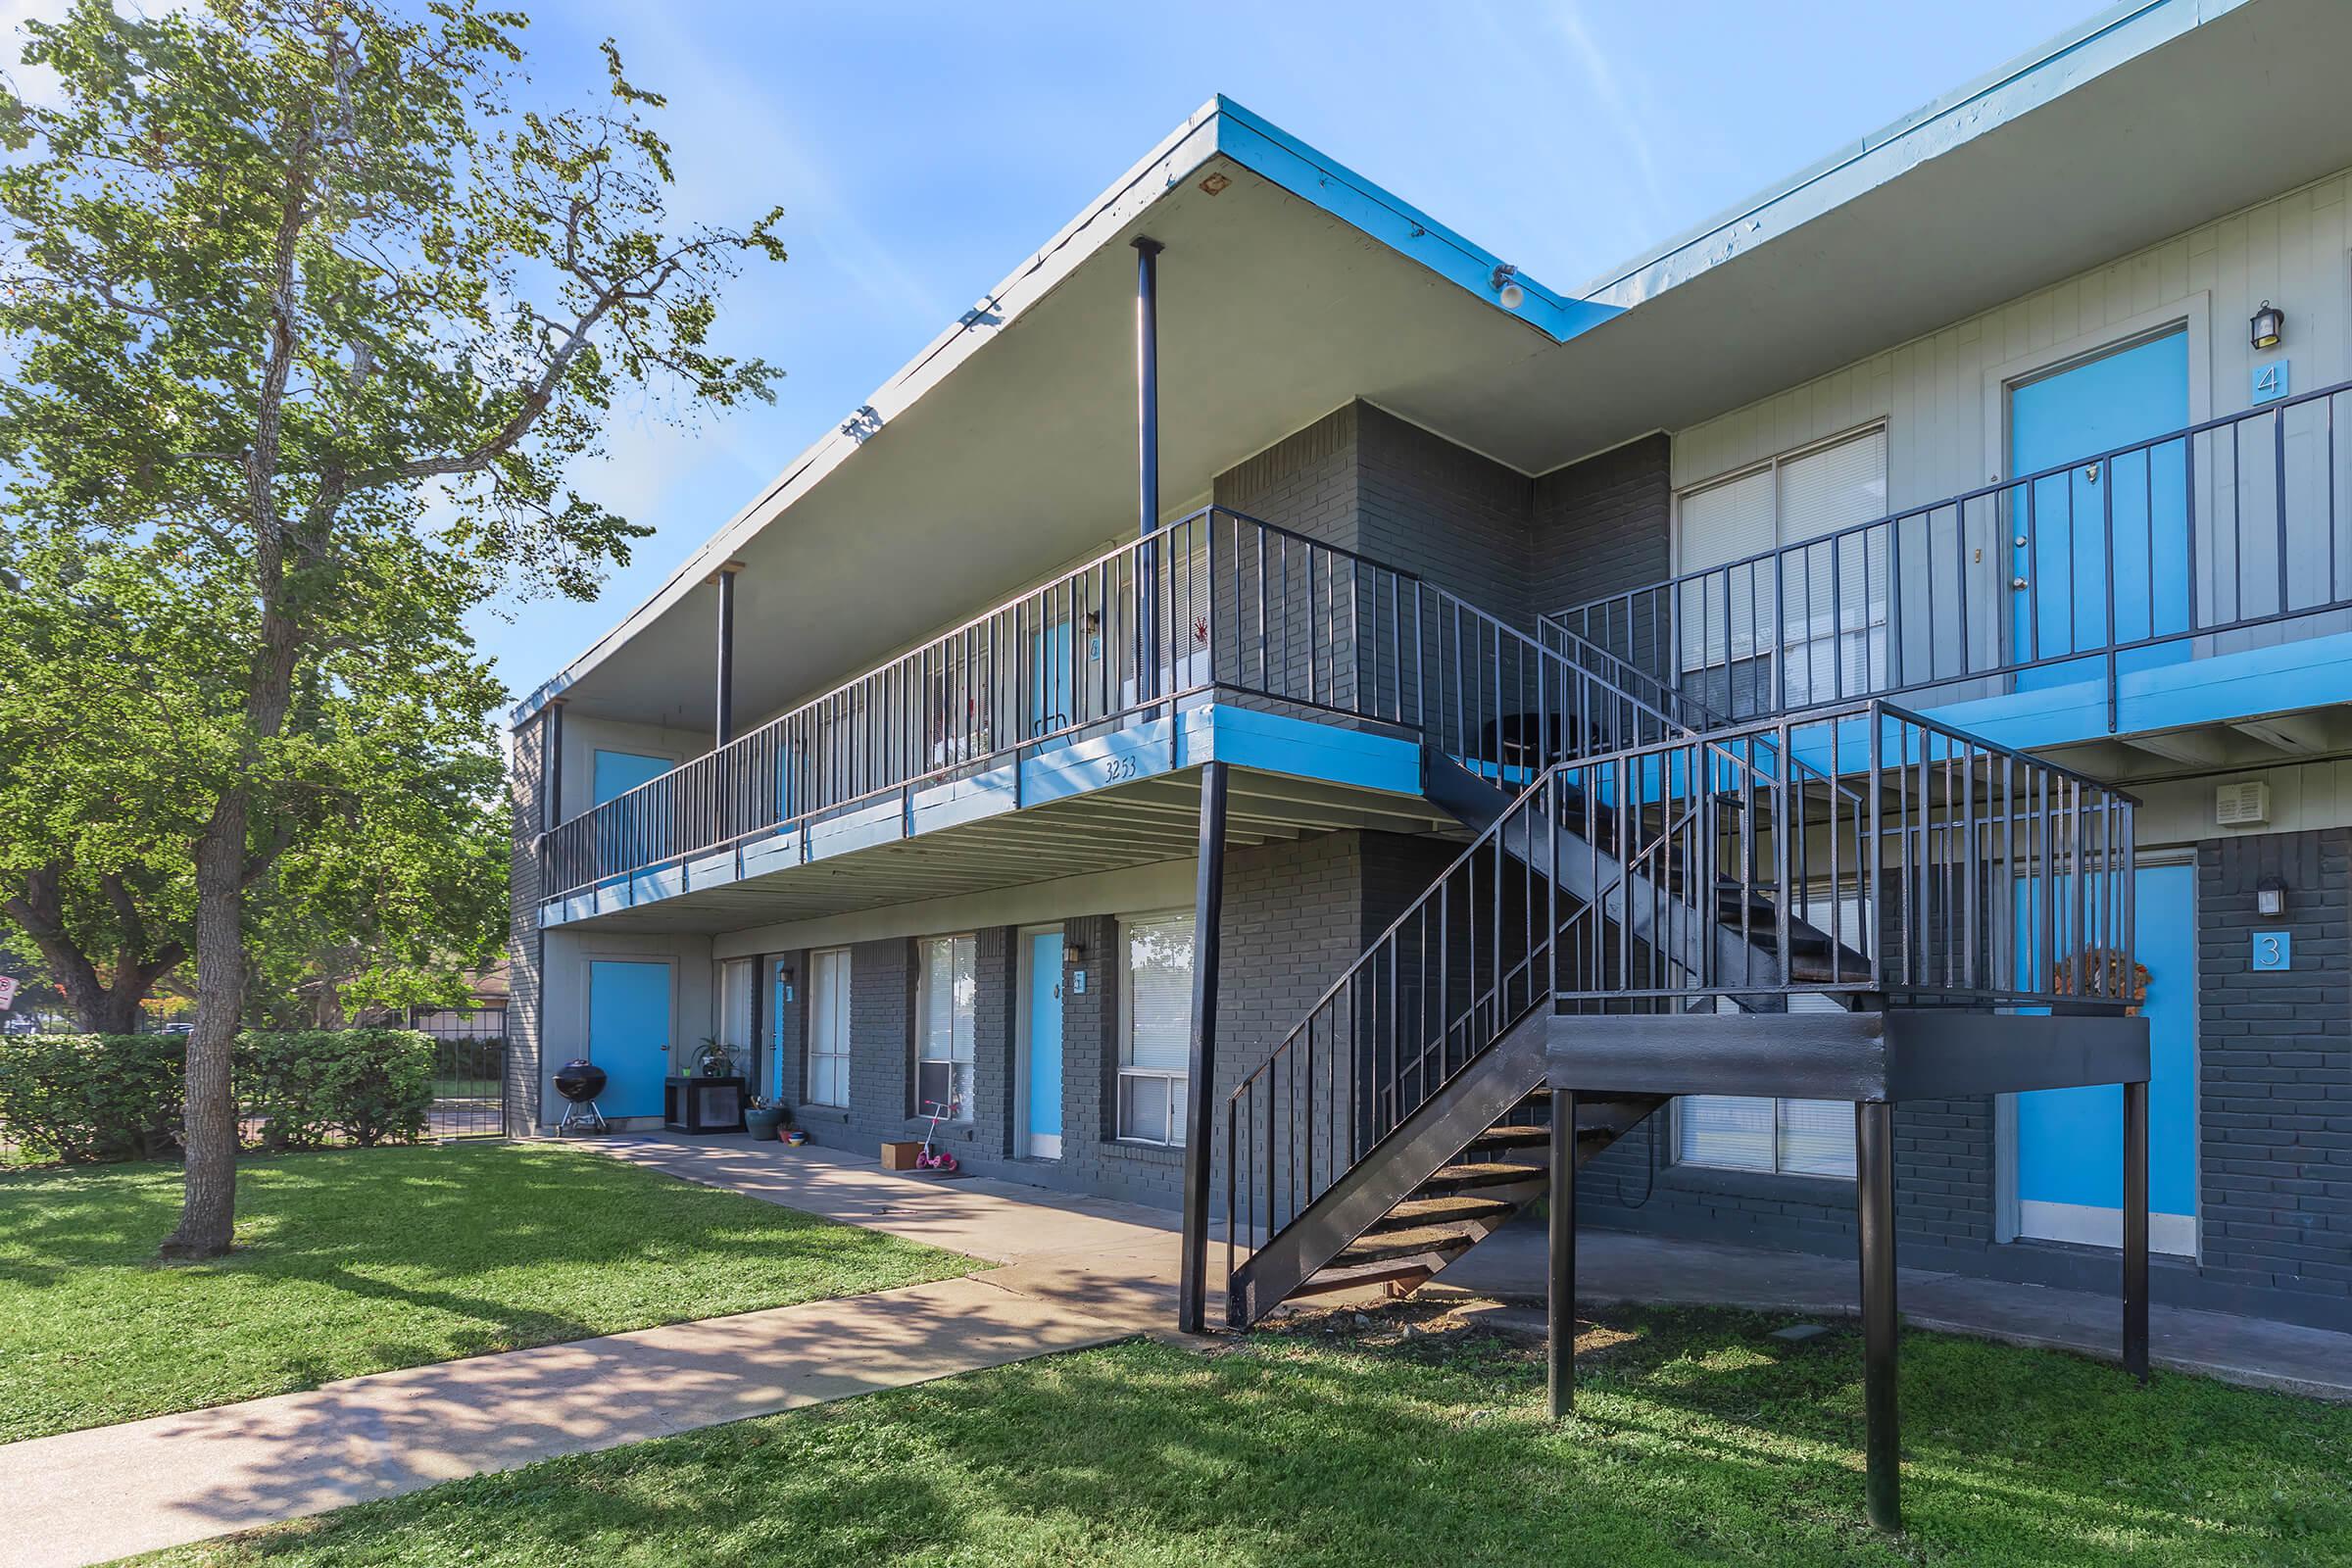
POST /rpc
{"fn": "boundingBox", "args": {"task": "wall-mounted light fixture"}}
[2256,875,2289,918]
[1490,262,1525,311]
[2251,300,2285,351]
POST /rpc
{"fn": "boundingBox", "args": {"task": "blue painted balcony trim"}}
[537,703,1423,928]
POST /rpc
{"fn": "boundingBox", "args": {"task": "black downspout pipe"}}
[714,566,739,748]
[1178,760,1227,1335]
[1134,236,1164,704]
[544,701,564,831]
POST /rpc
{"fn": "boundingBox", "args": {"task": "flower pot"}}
[744,1106,786,1142]
[784,1128,808,1147]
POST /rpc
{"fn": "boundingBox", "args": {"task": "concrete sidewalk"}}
[0,1140,1201,1568]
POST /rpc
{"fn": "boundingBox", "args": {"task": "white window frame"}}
[1676,889,1870,1179]
[1674,422,1890,704]
[914,934,977,1122]
[1117,910,1194,1147]
[804,947,852,1108]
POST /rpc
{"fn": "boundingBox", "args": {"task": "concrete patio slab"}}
[1431,1221,2352,1402]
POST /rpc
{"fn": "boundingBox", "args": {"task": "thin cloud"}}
[1544,1,1670,227]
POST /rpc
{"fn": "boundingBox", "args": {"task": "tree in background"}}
[0,0,783,1256]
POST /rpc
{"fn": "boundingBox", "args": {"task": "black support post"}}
[1853,1104,1909,1533]
[714,564,740,747]
[2123,1078,2150,1383]
[1548,1089,1578,1418]
[1133,236,1164,704]
[1856,1100,1900,1534]
[1178,759,1228,1334]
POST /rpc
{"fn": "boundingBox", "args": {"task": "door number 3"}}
[2252,931,2292,971]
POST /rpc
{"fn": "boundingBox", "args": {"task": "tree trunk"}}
[161,789,250,1260]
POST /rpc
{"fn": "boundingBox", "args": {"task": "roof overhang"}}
[522,0,2347,733]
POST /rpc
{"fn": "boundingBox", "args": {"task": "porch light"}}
[2257,876,2288,917]
[1490,263,1525,311]
[2251,301,2284,350]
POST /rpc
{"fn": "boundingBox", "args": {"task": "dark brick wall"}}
[1214,404,1359,551]
[1355,404,1534,625]
[2197,829,2352,1314]
[1531,433,1672,617]
[505,710,550,1135]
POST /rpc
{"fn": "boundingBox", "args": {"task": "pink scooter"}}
[915,1099,960,1172]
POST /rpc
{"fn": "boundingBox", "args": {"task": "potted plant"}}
[782,1104,808,1147]
[745,1096,788,1142]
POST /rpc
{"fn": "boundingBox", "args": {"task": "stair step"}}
[1333,1223,1481,1268]
[1369,1195,1518,1233]
[1470,1124,1549,1151]
[1419,1159,1545,1193]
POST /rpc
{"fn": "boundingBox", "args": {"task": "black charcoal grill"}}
[553,1058,611,1136]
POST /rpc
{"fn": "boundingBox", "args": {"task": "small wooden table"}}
[663,1075,747,1134]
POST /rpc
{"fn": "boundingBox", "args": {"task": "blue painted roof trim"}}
[508,99,1619,726]
[1209,98,1619,347]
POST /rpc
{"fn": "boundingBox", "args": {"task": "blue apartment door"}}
[593,750,673,889]
[2015,861,2195,1253]
[2009,330,2190,691]
[587,959,671,1119]
[1025,931,1064,1158]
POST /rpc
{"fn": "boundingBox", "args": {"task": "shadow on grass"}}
[0,1143,971,1443]
[163,1303,2352,1568]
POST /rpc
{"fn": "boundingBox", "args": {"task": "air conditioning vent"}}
[2215,780,2270,827]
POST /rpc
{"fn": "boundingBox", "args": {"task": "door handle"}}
[2011,577,2031,591]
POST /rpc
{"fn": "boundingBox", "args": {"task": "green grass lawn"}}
[135,1300,2352,1568]
[0,1143,972,1443]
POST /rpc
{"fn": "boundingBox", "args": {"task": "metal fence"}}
[1545,378,2352,730]
[409,1005,509,1138]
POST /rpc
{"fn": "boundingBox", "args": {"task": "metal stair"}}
[1223,619,1871,1329]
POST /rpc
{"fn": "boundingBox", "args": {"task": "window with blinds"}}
[805,948,851,1107]
[914,935,976,1121]
[1677,425,1889,704]
[1677,893,1868,1178]
[1119,912,1194,1145]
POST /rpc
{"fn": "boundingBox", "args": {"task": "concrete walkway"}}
[0,1139,1201,1568]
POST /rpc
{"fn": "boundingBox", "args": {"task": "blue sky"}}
[480,0,2094,703]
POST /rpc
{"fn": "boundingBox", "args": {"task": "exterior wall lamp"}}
[2256,875,2288,918]
[1490,262,1525,310]
[2251,301,2285,351]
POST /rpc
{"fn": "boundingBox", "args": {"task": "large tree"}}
[0,0,782,1256]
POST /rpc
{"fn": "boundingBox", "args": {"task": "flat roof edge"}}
[510,95,1623,726]
[1576,0,2252,308]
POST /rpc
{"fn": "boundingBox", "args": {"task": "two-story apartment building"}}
[507,0,2352,1349]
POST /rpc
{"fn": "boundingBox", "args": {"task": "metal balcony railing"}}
[542,507,1696,903]
[1544,377,2352,729]
[1225,697,2138,1248]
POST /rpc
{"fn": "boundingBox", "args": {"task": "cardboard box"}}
[880,1140,925,1171]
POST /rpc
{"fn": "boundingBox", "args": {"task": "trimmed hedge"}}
[0,1029,436,1164]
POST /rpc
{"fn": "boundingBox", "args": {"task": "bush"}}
[239,1030,435,1152]
[0,1034,182,1163]
[0,1029,436,1163]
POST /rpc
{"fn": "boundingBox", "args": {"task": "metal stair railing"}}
[1224,698,2140,1295]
